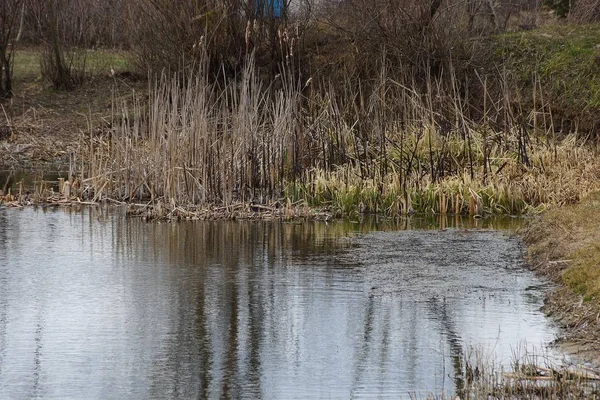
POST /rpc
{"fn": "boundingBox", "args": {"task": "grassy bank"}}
[491,24,600,132]
[523,192,600,364]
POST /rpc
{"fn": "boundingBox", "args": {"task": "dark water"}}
[0,208,559,399]
[0,170,67,193]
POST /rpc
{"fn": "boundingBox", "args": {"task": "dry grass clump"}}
[407,344,600,399]
[290,133,600,216]
[522,191,600,363]
[68,48,600,221]
[569,0,600,23]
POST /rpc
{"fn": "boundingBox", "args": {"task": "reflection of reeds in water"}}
[117,219,361,267]
[60,53,600,219]
[106,215,600,398]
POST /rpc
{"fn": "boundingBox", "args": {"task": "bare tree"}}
[46,0,72,88]
[129,0,249,75]
[128,0,298,77]
[0,0,23,99]
[30,0,93,89]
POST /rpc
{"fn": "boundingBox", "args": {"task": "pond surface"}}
[0,208,560,399]
[0,169,67,194]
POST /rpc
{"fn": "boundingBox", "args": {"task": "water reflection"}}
[0,207,557,399]
[0,169,68,193]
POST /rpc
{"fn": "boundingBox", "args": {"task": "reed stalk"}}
[60,51,600,220]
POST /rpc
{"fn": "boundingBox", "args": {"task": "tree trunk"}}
[48,0,72,89]
[0,46,12,99]
[486,0,500,30]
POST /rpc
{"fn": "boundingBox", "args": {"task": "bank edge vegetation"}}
[79,55,598,220]
[1,1,600,220]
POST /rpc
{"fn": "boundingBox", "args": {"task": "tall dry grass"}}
[78,50,600,219]
[86,53,302,208]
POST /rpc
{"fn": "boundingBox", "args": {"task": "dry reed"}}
[55,50,600,220]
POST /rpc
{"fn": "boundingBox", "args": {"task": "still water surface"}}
[0,207,559,399]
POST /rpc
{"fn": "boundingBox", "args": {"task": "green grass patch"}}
[563,244,600,302]
[492,24,600,126]
[85,49,133,75]
[11,47,133,83]
[560,192,600,302]
[12,49,41,81]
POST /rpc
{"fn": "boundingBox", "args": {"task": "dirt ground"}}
[1,48,143,171]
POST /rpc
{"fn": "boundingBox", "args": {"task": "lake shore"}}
[2,5,600,396]
[2,28,600,372]
[521,192,600,366]
[3,186,599,372]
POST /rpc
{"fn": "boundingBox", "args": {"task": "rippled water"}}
[0,207,559,399]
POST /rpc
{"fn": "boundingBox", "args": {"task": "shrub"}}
[544,0,571,17]
[129,0,274,77]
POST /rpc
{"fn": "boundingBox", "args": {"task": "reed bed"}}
[68,53,600,220]
[0,177,100,208]
[0,178,335,220]
[289,134,600,217]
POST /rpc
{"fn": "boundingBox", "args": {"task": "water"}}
[0,169,67,194]
[0,207,560,399]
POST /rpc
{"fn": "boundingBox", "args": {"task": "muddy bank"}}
[521,192,600,366]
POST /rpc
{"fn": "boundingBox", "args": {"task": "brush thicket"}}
[77,50,600,219]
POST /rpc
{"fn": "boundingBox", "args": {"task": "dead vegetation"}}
[48,44,597,221]
[451,344,600,399]
[0,172,335,221]
[522,192,600,365]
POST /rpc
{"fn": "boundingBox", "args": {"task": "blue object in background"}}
[255,0,282,18]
